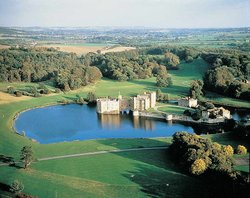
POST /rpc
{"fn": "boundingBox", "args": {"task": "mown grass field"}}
[0,149,213,198]
[157,104,189,115]
[0,58,249,197]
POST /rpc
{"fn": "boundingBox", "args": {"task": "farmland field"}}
[0,44,9,49]
[38,44,136,55]
[38,44,105,55]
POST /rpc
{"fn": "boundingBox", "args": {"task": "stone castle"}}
[96,92,156,115]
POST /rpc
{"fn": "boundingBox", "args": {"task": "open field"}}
[0,92,31,104]
[0,131,248,197]
[100,46,136,54]
[0,44,10,49]
[37,44,105,55]
[37,44,136,55]
[0,149,212,198]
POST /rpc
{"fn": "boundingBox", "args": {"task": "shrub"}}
[223,145,234,156]
[185,56,193,63]
[55,88,61,93]
[10,180,24,195]
[190,159,207,175]
[15,91,23,97]
[33,93,41,97]
[61,99,69,104]
[7,86,16,94]
[38,83,46,90]
[29,86,38,95]
[184,109,192,116]
[75,95,86,105]
[212,142,222,151]
[204,102,215,109]
[236,145,247,155]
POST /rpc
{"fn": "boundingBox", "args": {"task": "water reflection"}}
[98,114,156,131]
[98,114,121,129]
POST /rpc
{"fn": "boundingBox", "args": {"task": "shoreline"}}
[12,103,233,144]
[12,102,62,137]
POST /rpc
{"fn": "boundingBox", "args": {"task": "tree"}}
[20,146,34,169]
[10,180,24,195]
[190,159,207,175]
[156,74,172,87]
[156,88,164,101]
[87,92,97,103]
[185,56,193,63]
[75,94,85,105]
[164,52,180,67]
[190,80,204,99]
[86,66,102,83]
[236,145,247,155]
[223,145,234,156]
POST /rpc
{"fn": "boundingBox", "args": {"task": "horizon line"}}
[0,26,250,30]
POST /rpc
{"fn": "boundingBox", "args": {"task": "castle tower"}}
[149,92,156,107]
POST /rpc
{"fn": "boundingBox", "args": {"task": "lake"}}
[14,104,249,144]
[15,104,194,144]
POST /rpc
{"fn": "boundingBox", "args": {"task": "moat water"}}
[14,104,249,144]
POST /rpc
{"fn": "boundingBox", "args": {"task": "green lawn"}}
[157,104,190,115]
[0,149,217,198]
[202,91,250,108]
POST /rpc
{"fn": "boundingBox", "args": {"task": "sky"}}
[0,0,249,28]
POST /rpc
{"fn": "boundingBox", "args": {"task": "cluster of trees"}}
[84,52,172,87]
[139,45,199,64]
[0,48,102,91]
[0,47,175,89]
[169,132,249,197]
[170,132,247,176]
[202,52,250,100]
